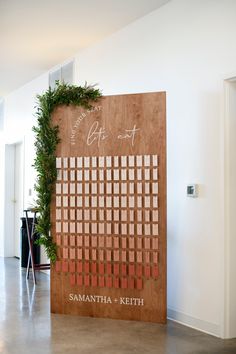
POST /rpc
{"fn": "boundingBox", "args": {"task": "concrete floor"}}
[0,258,236,354]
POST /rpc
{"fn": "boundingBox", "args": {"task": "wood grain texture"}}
[50,92,166,323]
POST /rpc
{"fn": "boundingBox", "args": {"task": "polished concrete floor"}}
[0,258,236,354]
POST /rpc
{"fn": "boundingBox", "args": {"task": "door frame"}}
[221,74,236,338]
[3,138,25,257]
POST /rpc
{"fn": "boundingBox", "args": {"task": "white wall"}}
[2,0,236,338]
[74,0,236,336]
[2,73,49,265]
[4,72,49,208]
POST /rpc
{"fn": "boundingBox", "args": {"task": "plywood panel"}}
[51,92,166,323]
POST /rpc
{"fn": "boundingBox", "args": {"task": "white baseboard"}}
[167,308,220,337]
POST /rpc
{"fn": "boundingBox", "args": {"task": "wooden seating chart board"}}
[51,92,166,323]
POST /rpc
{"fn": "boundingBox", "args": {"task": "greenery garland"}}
[33,82,102,262]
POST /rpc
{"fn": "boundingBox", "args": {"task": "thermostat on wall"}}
[187,184,198,198]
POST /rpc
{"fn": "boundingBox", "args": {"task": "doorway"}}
[13,142,24,258]
[4,141,24,258]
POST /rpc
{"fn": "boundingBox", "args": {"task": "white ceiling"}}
[0,0,170,97]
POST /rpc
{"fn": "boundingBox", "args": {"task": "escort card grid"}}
[55,154,159,289]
